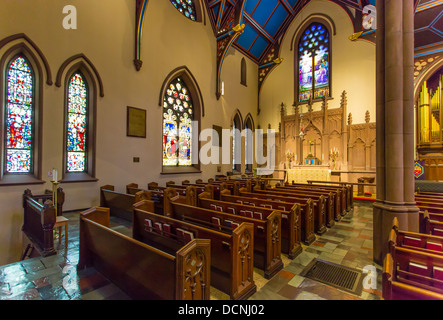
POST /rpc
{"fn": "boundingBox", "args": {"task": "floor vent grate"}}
[300,259,363,296]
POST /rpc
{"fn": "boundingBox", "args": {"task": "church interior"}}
[1,0,443,301]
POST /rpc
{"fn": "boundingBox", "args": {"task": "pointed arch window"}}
[241,58,247,86]
[232,113,242,173]
[298,22,330,102]
[244,116,254,173]
[170,0,197,21]
[163,77,194,167]
[60,61,98,183]
[4,56,35,174]
[66,72,88,173]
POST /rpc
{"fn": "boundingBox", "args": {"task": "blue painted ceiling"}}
[204,0,443,64]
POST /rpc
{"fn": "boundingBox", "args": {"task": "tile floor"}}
[0,201,382,300]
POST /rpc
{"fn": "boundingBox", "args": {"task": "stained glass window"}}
[5,56,34,173]
[66,72,88,172]
[163,77,193,166]
[170,0,196,21]
[298,23,330,102]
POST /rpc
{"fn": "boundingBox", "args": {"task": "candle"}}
[53,169,57,183]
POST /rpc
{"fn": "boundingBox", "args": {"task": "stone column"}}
[373,0,419,265]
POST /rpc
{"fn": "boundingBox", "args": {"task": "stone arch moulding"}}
[414,55,443,101]
[158,66,205,117]
[55,54,104,98]
[244,113,255,130]
[231,109,244,130]
[0,33,53,85]
[290,14,337,52]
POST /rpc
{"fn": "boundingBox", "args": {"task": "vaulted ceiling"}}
[204,0,443,64]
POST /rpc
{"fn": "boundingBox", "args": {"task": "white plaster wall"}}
[0,0,258,265]
[258,0,376,130]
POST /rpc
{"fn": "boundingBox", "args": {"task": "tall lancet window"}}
[163,77,193,167]
[232,113,242,173]
[5,56,34,173]
[66,72,88,172]
[298,22,330,102]
[170,0,197,21]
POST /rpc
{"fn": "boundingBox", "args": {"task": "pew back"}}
[78,207,210,300]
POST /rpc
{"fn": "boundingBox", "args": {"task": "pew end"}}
[148,182,159,189]
[81,206,110,227]
[134,190,152,203]
[175,238,211,300]
[133,199,156,213]
[126,183,138,194]
[393,217,399,234]
[382,253,394,300]
[388,229,397,255]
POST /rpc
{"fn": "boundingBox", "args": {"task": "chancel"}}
[1,0,443,302]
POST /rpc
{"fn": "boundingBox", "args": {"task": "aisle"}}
[0,201,381,300]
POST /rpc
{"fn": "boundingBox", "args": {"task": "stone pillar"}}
[373,0,419,266]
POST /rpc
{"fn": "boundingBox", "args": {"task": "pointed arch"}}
[159,66,204,117]
[160,66,203,174]
[0,38,48,184]
[231,109,243,173]
[55,54,104,97]
[292,16,334,104]
[0,33,53,85]
[57,55,101,182]
[169,0,204,22]
[241,57,247,86]
[244,113,255,173]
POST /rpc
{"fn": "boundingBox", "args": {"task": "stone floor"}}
[0,201,382,300]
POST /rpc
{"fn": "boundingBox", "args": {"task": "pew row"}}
[198,190,302,259]
[383,253,443,300]
[220,192,315,246]
[390,217,443,255]
[236,190,316,245]
[248,187,328,235]
[100,185,152,221]
[77,206,211,300]
[133,201,256,300]
[271,185,337,227]
[286,182,349,214]
[164,191,283,279]
[386,235,443,296]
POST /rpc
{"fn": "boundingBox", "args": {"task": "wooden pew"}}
[307,180,354,209]
[274,184,339,225]
[164,190,283,279]
[220,192,315,246]
[99,185,151,221]
[182,179,258,200]
[21,189,57,259]
[386,230,443,296]
[251,187,328,235]
[416,190,443,197]
[391,217,443,255]
[420,211,443,237]
[198,190,302,259]
[383,253,443,300]
[288,182,349,214]
[77,206,211,300]
[133,201,256,300]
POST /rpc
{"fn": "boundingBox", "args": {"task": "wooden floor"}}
[0,201,382,300]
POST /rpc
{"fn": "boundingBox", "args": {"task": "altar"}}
[286,166,332,184]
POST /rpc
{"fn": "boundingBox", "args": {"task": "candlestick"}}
[52,168,58,183]
[51,180,59,216]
